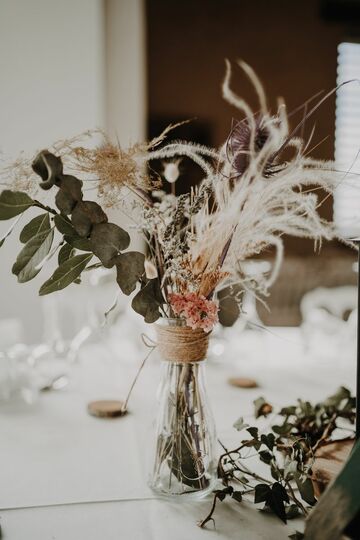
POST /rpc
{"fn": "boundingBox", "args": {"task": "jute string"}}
[155,325,209,363]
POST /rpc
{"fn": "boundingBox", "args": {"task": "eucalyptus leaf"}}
[0,190,33,220]
[32,151,63,190]
[64,235,92,252]
[39,253,93,295]
[55,175,83,215]
[19,213,50,243]
[12,228,54,283]
[71,200,107,237]
[0,215,22,247]
[54,214,76,236]
[116,251,145,294]
[58,243,75,265]
[90,223,130,267]
[131,278,163,323]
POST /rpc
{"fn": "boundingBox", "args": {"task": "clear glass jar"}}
[148,319,217,499]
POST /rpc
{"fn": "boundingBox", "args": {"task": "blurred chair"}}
[257,254,357,326]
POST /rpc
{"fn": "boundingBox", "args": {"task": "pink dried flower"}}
[168,292,219,332]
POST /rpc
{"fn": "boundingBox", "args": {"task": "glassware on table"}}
[148,318,217,499]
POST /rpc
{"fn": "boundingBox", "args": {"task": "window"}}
[334,41,360,238]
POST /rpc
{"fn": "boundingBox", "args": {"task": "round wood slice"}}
[228,377,258,388]
[87,400,126,418]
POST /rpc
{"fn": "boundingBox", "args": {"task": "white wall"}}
[0,0,146,343]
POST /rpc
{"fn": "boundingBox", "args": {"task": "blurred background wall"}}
[146,0,358,325]
[0,0,358,340]
[0,0,145,342]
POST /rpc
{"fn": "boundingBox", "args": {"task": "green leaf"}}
[233,417,249,432]
[58,243,75,265]
[259,450,273,464]
[279,406,297,416]
[288,533,304,540]
[273,423,293,436]
[12,229,54,283]
[131,278,163,323]
[90,223,130,268]
[39,253,93,295]
[232,491,243,503]
[268,483,289,523]
[323,386,351,408]
[254,483,270,504]
[71,200,107,237]
[32,151,63,190]
[64,235,92,252]
[284,458,298,480]
[116,251,145,294]
[294,473,316,506]
[270,462,281,481]
[261,433,276,450]
[54,214,76,236]
[0,190,33,220]
[247,427,259,439]
[286,504,300,519]
[19,213,50,243]
[0,215,22,247]
[55,175,83,214]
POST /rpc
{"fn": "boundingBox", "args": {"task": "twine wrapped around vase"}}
[155,323,209,363]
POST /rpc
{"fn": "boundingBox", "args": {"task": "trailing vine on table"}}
[199,386,355,536]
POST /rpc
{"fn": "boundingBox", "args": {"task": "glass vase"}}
[148,319,217,499]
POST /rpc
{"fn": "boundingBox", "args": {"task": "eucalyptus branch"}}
[33,200,58,215]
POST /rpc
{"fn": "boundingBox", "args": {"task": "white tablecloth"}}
[0,327,356,539]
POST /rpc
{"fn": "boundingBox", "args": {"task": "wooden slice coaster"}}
[228,377,259,389]
[87,400,127,418]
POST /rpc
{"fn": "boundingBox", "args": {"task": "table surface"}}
[1,326,356,539]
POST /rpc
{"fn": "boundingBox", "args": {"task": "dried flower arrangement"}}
[1,60,358,501]
[0,61,352,334]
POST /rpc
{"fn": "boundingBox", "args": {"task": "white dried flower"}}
[163,160,180,183]
[144,259,158,279]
